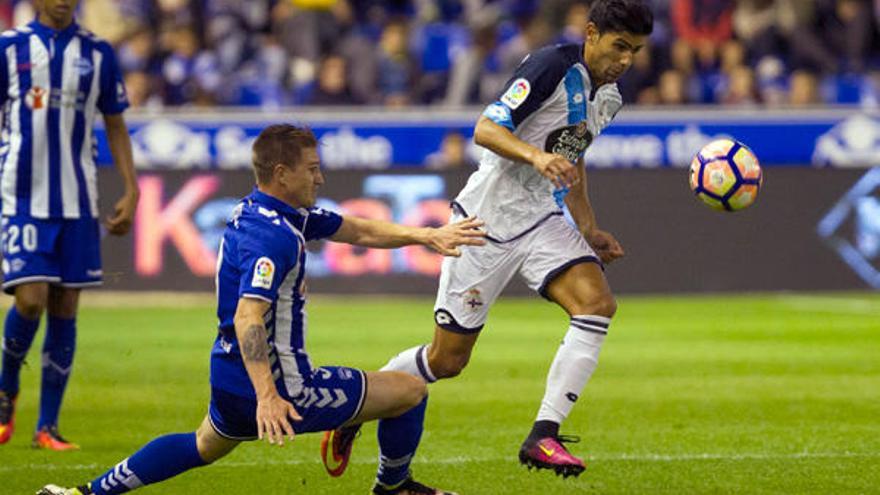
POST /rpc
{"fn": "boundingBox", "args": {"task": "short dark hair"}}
[252,124,318,185]
[588,0,654,36]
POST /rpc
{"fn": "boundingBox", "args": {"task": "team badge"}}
[501,78,530,109]
[465,288,483,311]
[251,257,275,289]
[25,86,46,109]
[73,57,93,76]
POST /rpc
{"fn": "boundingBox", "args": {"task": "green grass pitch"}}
[2,293,879,494]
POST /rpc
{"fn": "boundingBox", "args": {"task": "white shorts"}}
[433,212,600,333]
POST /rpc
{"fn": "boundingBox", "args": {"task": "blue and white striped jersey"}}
[0,20,128,219]
[210,189,343,400]
[455,43,623,242]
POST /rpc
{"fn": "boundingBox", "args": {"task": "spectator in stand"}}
[792,0,874,75]
[444,6,501,106]
[788,69,822,106]
[300,54,362,105]
[722,65,760,106]
[671,0,734,96]
[554,1,590,44]
[377,20,419,106]
[424,131,477,170]
[656,69,689,105]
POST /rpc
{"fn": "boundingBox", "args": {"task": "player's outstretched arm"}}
[104,113,139,236]
[330,215,486,256]
[474,116,579,189]
[234,297,302,446]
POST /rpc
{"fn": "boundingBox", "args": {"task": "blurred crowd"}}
[2,0,880,109]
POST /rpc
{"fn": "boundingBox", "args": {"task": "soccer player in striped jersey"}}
[0,0,138,450]
[373,0,653,478]
[37,125,484,495]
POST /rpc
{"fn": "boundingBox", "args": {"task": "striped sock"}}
[90,433,206,494]
[535,315,610,424]
[38,316,76,429]
[381,345,436,383]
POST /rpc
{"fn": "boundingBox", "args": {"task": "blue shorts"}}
[209,366,367,441]
[1,216,102,294]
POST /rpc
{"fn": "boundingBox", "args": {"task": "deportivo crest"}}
[501,78,531,109]
[465,288,484,311]
[251,257,275,289]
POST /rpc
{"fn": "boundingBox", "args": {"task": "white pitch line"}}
[776,295,880,315]
[4,451,878,473]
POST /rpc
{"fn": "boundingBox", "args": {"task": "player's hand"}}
[426,216,486,257]
[532,152,579,190]
[588,229,625,264]
[256,393,302,446]
[104,190,139,236]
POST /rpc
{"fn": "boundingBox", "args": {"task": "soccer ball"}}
[689,139,763,212]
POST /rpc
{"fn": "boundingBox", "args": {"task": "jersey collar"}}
[29,18,79,40]
[250,188,308,220]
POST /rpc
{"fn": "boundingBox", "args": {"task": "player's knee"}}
[573,292,617,318]
[429,351,470,379]
[402,375,428,409]
[14,293,47,319]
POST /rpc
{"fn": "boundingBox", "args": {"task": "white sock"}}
[535,315,610,423]
[381,344,436,383]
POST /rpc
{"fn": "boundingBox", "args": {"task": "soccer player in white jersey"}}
[0,0,138,450]
[326,0,653,478]
[37,125,485,495]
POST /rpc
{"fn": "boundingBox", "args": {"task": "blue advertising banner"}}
[94,108,879,169]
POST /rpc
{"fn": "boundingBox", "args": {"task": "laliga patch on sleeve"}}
[500,78,531,109]
[251,257,275,289]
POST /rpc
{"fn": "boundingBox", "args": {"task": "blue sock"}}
[0,307,41,397]
[376,397,428,487]
[91,432,206,495]
[38,316,76,429]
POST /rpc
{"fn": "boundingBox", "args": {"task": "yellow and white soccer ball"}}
[689,139,763,212]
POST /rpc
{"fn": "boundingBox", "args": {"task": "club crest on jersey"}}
[501,78,530,109]
[25,86,46,109]
[251,257,275,289]
[73,57,93,76]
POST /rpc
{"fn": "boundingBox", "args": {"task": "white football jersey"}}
[453,43,622,242]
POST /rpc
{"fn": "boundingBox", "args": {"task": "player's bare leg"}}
[32,287,81,450]
[0,283,49,445]
[426,325,479,380]
[520,261,616,477]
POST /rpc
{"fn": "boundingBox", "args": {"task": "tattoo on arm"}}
[241,324,269,363]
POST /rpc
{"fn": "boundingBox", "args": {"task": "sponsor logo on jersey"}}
[501,78,531,109]
[545,122,594,163]
[251,257,275,289]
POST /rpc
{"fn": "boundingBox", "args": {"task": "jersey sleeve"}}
[96,42,129,115]
[236,221,297,302]
[303,206,343,241]
[482,47,568,132]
